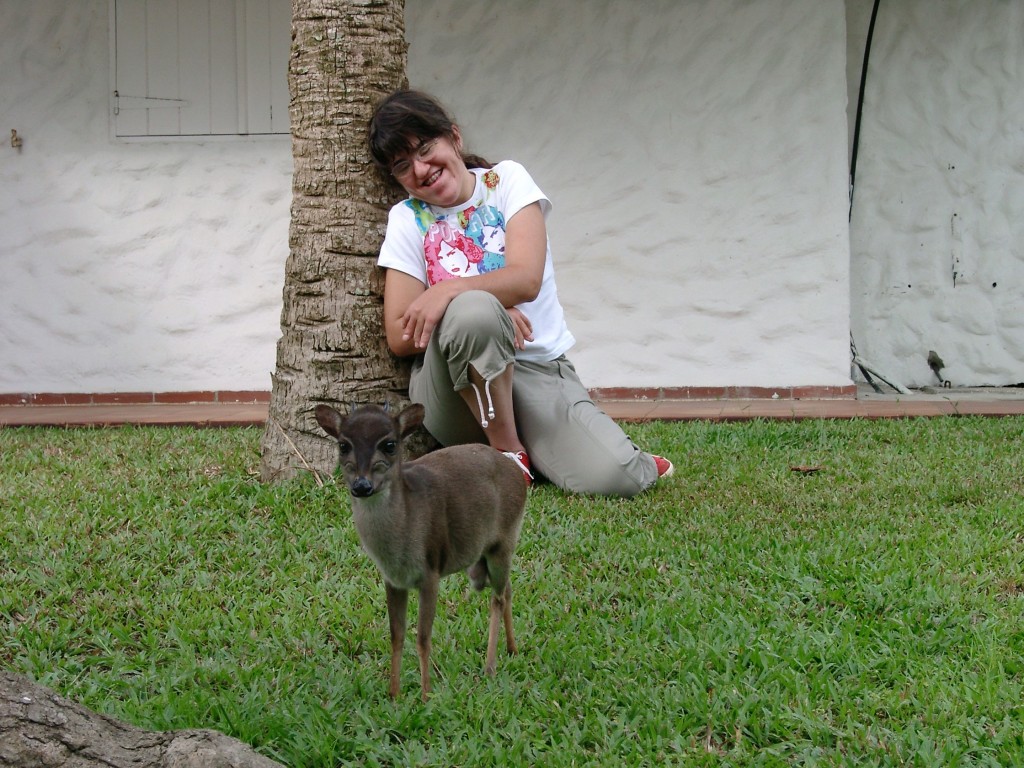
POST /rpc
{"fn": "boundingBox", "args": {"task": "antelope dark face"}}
[315,404,424,498]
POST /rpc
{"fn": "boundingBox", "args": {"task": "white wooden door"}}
[113,0,290,137]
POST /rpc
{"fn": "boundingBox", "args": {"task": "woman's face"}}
[390,127,475,208]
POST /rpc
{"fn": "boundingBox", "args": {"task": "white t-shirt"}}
[377,160,575,363]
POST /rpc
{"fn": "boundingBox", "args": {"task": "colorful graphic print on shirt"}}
[406,170,507,287]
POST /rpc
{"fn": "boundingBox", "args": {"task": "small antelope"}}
[315,402,528,701]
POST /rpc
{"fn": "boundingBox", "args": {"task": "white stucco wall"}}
[0,1,290,394]
[1,0,853,396]
[849,0,1024,388]
[408,0,853,390]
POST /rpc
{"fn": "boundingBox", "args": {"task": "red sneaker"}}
[653,455,674,478]
[502,450,533,486]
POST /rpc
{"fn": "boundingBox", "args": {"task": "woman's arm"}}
[383,269,428,357]
[396,202,548,350]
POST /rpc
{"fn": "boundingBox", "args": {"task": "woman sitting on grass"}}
[367,88,673,496]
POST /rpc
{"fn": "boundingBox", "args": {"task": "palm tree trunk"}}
[261,0,408,482]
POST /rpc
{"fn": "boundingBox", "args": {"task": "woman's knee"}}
[443,290,507,331]
[437,291,515,375]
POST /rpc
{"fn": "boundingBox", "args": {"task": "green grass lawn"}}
[2,417,1023,766]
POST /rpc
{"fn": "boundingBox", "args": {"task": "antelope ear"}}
[397,403,425,437]
[315,404,344,439]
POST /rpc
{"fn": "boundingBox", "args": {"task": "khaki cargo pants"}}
[408,291,658,497]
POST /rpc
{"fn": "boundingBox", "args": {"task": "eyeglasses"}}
[391,139,439,179]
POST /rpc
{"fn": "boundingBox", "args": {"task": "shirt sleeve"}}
[495,161,552,223]
[377,202,428,285]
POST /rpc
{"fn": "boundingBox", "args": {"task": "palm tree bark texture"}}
[261,0,408,482]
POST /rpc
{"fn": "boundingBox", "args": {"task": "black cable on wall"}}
[849,0,882,221]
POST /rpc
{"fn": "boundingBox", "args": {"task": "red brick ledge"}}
[0,391,272,406]
[0,385,856,408]
[589,385,857,401]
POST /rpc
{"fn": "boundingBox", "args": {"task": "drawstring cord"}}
[470,379,496,428]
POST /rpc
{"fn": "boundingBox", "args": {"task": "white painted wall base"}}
[24,2,1022,396]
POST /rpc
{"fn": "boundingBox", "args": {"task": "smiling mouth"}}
[422,169,442,187]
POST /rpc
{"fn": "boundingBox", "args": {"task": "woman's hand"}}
[400,282,459,350]
[506,306,534,350]
[402,289,532,351]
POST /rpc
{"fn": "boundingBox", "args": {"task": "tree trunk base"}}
[0,672,283,768]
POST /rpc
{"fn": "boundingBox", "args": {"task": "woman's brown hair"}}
[367,89,492,176]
